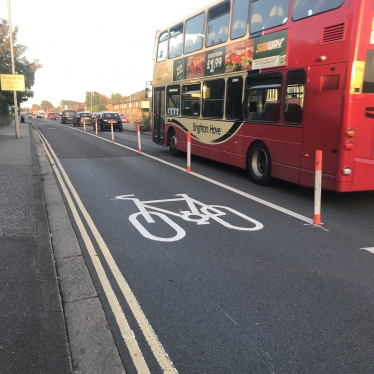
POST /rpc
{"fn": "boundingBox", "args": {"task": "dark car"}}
[95,112,122,132]
[73,112,92,127]
[90,113,98,126]
[61,109,76,124]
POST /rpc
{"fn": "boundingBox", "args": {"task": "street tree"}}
[110,93,122,105]
[0,18,42,117]
[59,100,82,108]
[40,100,53,111]
[85,91,108,112]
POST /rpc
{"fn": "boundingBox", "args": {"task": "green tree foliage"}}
[0,18,42,116]
[110,93,122,105]
[32,103,41,109]
[40,100,53,111]
[85,91,107,110]
[59,100,82,108]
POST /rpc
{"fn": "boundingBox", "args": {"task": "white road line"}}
[59,124,314,225]
[361,247,374,254]
[36,128,178,374]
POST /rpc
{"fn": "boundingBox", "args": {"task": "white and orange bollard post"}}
[83,119,86,133]
[187,130,191,172]
[110,119,114,143]
[95,118,98,137]
[314,150,322,225]
[137,123,142,152]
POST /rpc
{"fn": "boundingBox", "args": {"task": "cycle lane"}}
[54,151,374,374]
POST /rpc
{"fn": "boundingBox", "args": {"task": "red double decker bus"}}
[150,0,374,192]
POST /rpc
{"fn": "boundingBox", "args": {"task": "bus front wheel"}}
[247,142,272,185]
[169,129,181,157]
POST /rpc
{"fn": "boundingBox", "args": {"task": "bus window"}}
[283,70,306,124]
[202,79,225,118]
[231,0,249,40]
[363,50,374,94]
[206,1,230,47]
[167,85,181,116]
[250,0,288,34]
[184,13,205,54]
[226,77,243,120]
[245,74,281,122]
[169,24,183,59]
[293,0,344,21]
[182,84,201,117]
[157,31,168,62]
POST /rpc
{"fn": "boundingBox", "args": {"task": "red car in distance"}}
[47,112,57,120]
[119,113,130,123]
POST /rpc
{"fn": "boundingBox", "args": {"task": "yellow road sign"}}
[0,74,25,91]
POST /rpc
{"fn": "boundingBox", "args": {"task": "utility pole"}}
[7,0,19,138]
[91,92,94,112]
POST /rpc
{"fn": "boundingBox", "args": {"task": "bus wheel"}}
[247,142,272,185]
[169,130,181,157]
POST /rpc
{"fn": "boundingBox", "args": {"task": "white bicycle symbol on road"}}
[115,194,263,242]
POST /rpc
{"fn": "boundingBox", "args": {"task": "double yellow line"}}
[35,127,178,373]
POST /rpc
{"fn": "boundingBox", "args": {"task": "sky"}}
[0,0,214,109]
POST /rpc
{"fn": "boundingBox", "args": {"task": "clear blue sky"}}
[0,0,214,108]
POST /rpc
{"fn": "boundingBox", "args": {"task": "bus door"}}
[301,64,346,178]
[153,87,165,144]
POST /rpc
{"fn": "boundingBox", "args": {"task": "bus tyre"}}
[247,142,272,185]
[169,130,181,157]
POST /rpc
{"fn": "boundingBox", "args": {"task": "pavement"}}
[0,120,127,373]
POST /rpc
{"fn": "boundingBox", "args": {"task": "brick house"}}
[113,89,149,123]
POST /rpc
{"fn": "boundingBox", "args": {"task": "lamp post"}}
[7,0,19,138]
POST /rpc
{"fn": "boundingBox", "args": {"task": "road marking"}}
[117,194,263,241]
[223,311,238,325]
[361,247,374,254]
[35,127,178,374]
[58,123,315,226]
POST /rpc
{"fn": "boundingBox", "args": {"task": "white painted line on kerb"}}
[36,127,178,374]
[60,123,314,225]
[361,247,374,254]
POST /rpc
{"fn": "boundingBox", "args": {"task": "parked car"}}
[61,109,76,124]
[119,113,130,123]
[47,112,57,120]
[95,112,122,132]
[73,112,92,127]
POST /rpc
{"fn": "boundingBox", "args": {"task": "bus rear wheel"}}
[247,142,272,185]
[169,129,181,157]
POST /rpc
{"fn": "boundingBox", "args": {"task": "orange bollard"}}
[314,150,322,225]
[137,123,142,152]
[187,131,191,172]
[95,118,98,137]
[110,119,114,143]
[83,119,86,133]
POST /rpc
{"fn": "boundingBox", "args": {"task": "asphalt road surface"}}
[33,118,374,374]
